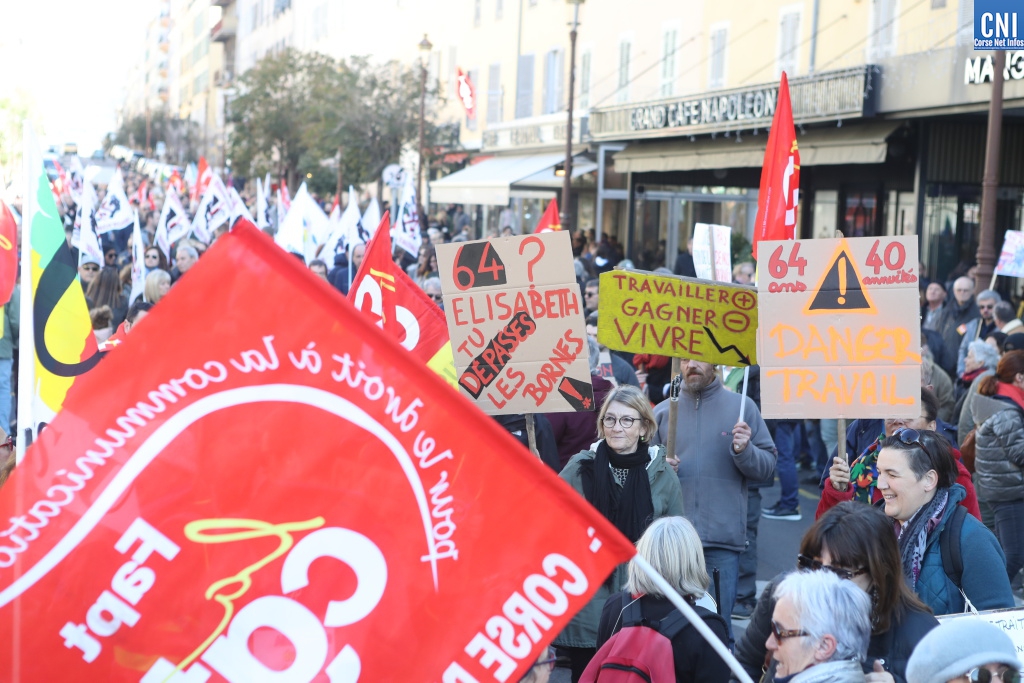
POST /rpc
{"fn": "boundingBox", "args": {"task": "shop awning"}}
[613,122,903,173]
[515,155,598,188]
[429,153,565,205]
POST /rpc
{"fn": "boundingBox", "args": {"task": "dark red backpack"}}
[580,595,686,683]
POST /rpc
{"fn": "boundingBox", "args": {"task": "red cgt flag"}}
[0,220,634,681]
[535,199,561,233]
[350,212,457,385]
[0,200,17,305]
[191,156,211,205]
[752,71,800,260]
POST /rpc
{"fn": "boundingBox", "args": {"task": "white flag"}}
[229,186,254,223]
[392,173,422,257]
[108,167,126,194]
[128,211,145,305]
[191,173,231,244]
[94,183,134,234]
[67,156,85,204]
[255,178,269,229]
[320,186,361,266]
[275,182,329,262]
[362,197,381,239]
[156,189,189,260]
[75,182,104,265]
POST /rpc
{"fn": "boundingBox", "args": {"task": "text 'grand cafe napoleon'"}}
[433,46,1024,288]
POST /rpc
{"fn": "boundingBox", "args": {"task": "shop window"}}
[812,190,838,239]
[777,10,800,77]
[842,192,878,237]
[516,54,534,118]
[579,51,592,109]
[603,149,627,189]
[709,27,727,89]
[487,63,502,124]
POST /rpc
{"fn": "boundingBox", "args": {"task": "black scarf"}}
[581,440,655,544]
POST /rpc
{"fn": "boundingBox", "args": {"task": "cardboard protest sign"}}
[436,232,593,414]
[757,236,921,419]
[597,270,757,366]
[938,609,1024,669]
[995,230,1024,278]
[692,223,732,282]
[0,223,637,682]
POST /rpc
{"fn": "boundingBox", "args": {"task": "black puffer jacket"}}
[974,393,1024,503]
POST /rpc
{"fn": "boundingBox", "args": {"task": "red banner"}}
[535,199,561,233]
[0,221,633,681]
[350,213,457,385]
[752,71,800,260]
[0,200,17,305]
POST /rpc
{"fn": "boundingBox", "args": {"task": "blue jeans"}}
[703,546,740,645]
[993,499,1024,581]
[0,358,12,435]
[772,421,800,510]
[736,486,761,605]
[805,419,829,472]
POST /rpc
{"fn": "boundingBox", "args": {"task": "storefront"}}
[428,112,593,237]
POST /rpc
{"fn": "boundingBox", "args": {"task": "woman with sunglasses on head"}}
[736,502,937,683]
[876,429,1013,615]
[555,385,683,683]
[973,350,1024,586]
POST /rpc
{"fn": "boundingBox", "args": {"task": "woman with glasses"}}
[736,502,939,683]
[143,247,169,275]
[517,648,558,683]
[555,385,683,682]
[591,516,730,683]
[971,350,1024,584]
[906,618,1021,683]
[876,429,1013,615]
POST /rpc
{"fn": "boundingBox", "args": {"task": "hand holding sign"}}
[830,455,851,492]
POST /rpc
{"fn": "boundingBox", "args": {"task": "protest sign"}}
[436,231,593,414]
[692,223,732,282]
[597,270,757,366]
[938,609,1024,667]
[757,236,921,419]
[0,222,637,682]
[995,230,1024,278]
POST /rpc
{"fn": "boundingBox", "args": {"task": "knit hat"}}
[906,618,1021,683]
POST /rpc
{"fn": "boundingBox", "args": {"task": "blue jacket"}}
[912,484,1014,615]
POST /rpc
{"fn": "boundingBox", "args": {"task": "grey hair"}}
[968,339,1000,371]
[626,517,709,600]
[421,276,442,291]
[921,357,934,387]
[587,334,600,374]
[977,289,1002,304]
[773,570,871,663]
[994,301,1016,324]
[177,244,199,259]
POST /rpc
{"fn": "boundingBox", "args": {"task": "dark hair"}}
[308,259,327,270]
[585,279,599,290]
[144,246,169,271]
[417,245,437,279]
[994,301,1016,324]
[988,330,1008,353]
[800,502,931,633]
[980,350,1024,397]
[920,387,939,424]
[126,300,153,323]
[878,429,958,488]
[85,266,125,309]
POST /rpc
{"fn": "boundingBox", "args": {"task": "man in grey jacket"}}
[652,357,776,639]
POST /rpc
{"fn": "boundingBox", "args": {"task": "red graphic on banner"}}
[0,200,17,306]
[0,221,634,681]
[752,71,800,260]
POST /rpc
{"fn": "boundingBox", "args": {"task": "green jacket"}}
[553,443,683,648]
[0,285,19,360]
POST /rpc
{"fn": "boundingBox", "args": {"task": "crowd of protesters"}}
[1,154,1022,683]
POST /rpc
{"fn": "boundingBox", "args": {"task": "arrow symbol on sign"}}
[703,327,751,366]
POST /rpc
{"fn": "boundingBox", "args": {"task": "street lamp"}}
[418,33,433,232]
[562,0,584,234]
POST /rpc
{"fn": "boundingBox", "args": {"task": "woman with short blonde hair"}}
[144,269,172,304]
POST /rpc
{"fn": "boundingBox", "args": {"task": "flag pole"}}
[16,128,38,462]
[738,365,750,424]
[633,554,756,683]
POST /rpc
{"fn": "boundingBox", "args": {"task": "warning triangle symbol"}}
[804,242,876,314]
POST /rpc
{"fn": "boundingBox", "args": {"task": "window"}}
[661,29,677,97]
[448,46,458,99]
[474,0,481,27]
[543,49,564,114]
[496,0,502,20]
[251,5,258,31]
[579,50,591,109]
[487,63,503,124]
[957,0,974,44]
[466,68,479,130]
[869,0,897,59]
[616,40,631,103]
[516,54,534,118]
[708,27,727,88]
[932,0,946,8]
[778,10,800,77]
[193,13,204,37]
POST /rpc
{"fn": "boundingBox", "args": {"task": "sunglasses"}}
[797,554,868,581]
[82,265,99,272]
[770,620,809,641]
[894,427,922,447]
[979,304,995,310]
[145,253,159,259]
[966,667,1021,683]
[428,293,442,302]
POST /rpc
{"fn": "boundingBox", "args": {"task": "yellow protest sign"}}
[596,270,758,366]
[757,236,921,419]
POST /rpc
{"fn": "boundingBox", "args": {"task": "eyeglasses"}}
[428,293,443,302]
[0,435,12,450]
[770,620,809,641]
[602,415,639,429]
[145,253,159,260]
[797,554,868,581]
[966,667,1021,683]
[585,291,598,297]
[533,656,558,672]
[81,265,99,272]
